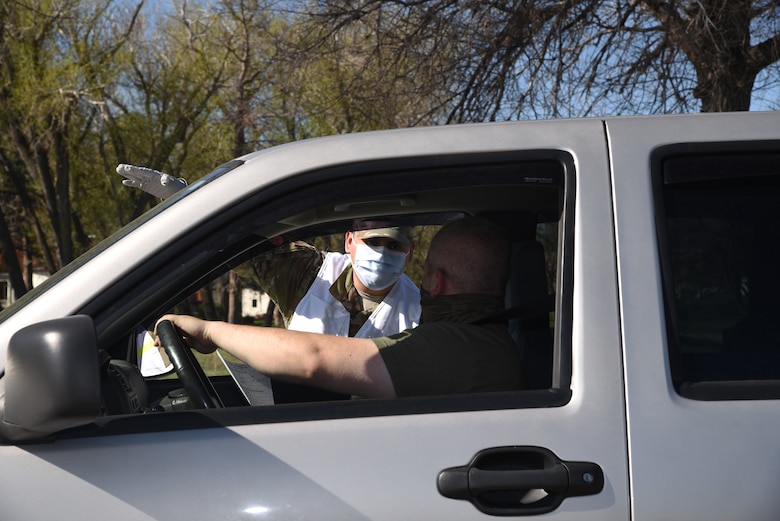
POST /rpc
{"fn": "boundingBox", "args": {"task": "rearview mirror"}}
[0,315,101,442]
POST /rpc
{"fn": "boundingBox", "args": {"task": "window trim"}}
[83,150,576,430]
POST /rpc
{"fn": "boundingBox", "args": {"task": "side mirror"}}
[0,315,101,442]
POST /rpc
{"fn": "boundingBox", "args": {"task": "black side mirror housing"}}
[0,315,101,442]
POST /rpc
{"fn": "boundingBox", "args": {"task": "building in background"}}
[0,252,49,309]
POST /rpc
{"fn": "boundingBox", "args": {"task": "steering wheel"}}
[156,320,222,409]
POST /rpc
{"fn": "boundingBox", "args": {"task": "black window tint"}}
[657,148,780,400]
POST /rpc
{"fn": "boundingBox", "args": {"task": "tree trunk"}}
[0,202,27,300]
[0,149,58,274]
[688,0,757,112]
[695,66,756,112]
[52,122,74,264]
[227,271,242,324]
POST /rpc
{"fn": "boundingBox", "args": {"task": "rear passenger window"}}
[656,146,780,400]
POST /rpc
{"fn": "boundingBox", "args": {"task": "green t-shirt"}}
[373,322,523,397]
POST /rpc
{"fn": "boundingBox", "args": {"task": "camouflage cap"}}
[352,219,414,246]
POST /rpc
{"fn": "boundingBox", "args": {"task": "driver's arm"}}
[155,314,396,399]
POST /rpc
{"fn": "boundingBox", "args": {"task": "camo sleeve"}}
[247,241,324,325]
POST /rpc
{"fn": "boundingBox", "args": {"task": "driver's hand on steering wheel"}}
[154,315,218,354]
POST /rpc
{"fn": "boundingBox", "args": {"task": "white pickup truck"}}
[0,112,778,520]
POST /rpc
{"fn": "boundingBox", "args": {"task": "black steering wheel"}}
[156,320,222,409]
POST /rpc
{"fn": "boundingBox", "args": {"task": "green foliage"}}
[0,0,136,269]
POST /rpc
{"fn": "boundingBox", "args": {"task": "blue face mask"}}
[352,243,408,291]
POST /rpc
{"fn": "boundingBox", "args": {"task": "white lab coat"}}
[288,252,420,337]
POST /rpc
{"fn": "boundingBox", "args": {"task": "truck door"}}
[2,119,630,520]
[609,112,780,521]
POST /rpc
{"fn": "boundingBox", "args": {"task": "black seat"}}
[505,239,554,389]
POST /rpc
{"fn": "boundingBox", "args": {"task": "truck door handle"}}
[437,446,604,516]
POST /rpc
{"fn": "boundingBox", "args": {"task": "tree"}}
[630,0,780,112]
[0,0,234,291]
[236,1,461,138]
[307,0,780,120]
[100,1,235,221]
[210,0,281,323]
[0,0,143,285]
[0,188,26,303]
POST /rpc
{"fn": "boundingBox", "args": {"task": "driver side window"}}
[124,155,568,415]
